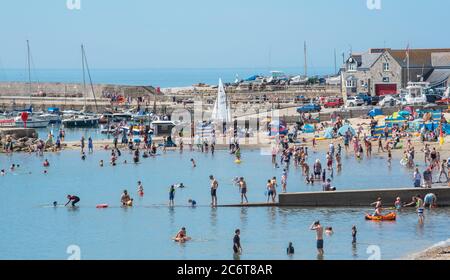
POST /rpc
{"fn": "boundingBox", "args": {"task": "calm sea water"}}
[1,145,449,260]
[0,67,332,88]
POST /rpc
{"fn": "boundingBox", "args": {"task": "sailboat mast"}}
[27,40,32,106]
[82,45,99,113]
[304,41,307,77]
[334,49,337,75]
[81,44,87,109]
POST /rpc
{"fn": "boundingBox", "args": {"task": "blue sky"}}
[1,0,449,69]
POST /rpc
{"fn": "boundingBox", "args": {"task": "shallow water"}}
[1,148,449,260]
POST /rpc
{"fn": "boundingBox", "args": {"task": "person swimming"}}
[325,227,334,236]
[175,183,185,188]
[53,201,58,207]
[190,158,196,167]
[1,169,5,176]
[43,159,50,167]
[173,227,191,243]
[99,160,104,167]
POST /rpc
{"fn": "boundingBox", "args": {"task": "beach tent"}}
[323,127,335,139]
[368,108,383,118]
[338,125,356,136]
[302,124,315,133]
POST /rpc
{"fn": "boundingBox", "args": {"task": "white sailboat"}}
[211,79,232,123]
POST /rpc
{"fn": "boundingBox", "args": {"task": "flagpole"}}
[407,44,410,83]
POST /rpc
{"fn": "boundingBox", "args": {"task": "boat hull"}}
[15,120,50,128]
[62,118,99,128]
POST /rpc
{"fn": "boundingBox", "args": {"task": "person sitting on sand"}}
[173,227,191,243]
[121,190,133,206]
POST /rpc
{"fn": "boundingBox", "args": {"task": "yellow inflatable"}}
[235,159,242,164]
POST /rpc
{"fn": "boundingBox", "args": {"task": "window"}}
[346,80,356,87]
[382,77,390,83]
[383,63,390,71]
[348,63,356,71]
[360,80,366,87]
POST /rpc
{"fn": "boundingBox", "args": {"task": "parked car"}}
[370,96,381,105]
[295,95,310,104]
[346,96,364,107]
[378,95,398,107]
[297,103,321,113]
[324,98,344,108]
[357,93,372,105]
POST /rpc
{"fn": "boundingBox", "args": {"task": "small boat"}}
[0,118,16,128]
[38,113,62,124]
[14,114,50,128]
[99,113,114,124]
[62,115,99,128]
[365,212,396,221]
[112,113,133,122]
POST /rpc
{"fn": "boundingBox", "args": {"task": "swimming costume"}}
[317,239,324,249]
[211,188,217,197]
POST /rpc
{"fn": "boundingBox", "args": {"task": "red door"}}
[375,84,397,96]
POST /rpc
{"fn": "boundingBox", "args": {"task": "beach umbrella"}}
[368,108,383,117]
[323,127,335,139]
[338,125,356,136]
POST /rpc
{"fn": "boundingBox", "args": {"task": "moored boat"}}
[62,115,99,128]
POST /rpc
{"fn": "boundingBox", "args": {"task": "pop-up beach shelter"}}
[338,124,356,136]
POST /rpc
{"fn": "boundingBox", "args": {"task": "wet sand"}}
[407,244,450,260]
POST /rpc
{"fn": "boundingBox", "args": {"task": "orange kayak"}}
[365,212,396,221]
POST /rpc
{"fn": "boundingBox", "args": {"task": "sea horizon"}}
[0,67,336,88]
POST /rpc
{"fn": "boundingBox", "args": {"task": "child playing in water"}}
[395,197,402,210]
[188,199,197,207]
[190,158,196,168]
[169,185,176,206]
[137,181,144,196]
[352,226,357,244]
